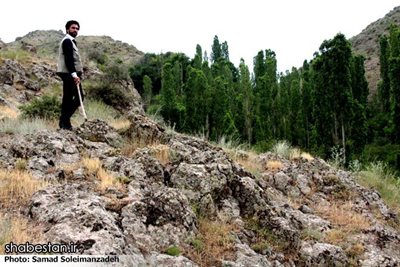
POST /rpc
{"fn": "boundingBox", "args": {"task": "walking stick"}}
[77,83,87,121]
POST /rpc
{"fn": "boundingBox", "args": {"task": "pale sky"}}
[0,0,399,72]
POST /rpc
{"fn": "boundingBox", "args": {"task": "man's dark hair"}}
[65,20,80,30]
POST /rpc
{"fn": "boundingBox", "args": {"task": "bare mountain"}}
[351,6,400,95]
[7,30,144,66]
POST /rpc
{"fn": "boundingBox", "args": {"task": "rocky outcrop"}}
[0,39,5,49]
[0,30,145,118]
[0,118,399,266]
[0,58,56,108]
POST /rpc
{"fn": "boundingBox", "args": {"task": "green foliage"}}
[104,60,129,82]
[70,99,123,127]
[362,144,400,169]
[128,30,400,170]
[142,75,153,110]
[374,24,400,146]
[164,246,180,256]
[356,161,400,214]
[300,228,323,241]
[20,95,61,119]
[0,49,30,63]
[245,216,291,252]
[85,81,130,111]
[253,140,273,153]
[190,238,204,253]
[87,49,108,65]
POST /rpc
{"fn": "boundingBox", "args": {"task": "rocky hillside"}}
[1,22,400,266]
[0,116,399,266]
[351,6,400,95]
[6,30,144,66]
[0,30,144,115]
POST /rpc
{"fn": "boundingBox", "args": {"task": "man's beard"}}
[68,31,77,38]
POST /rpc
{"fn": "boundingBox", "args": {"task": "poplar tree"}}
[193,44,203,69]
[160,62,179,124]
[253,50,278,142]
[211,35,222,63]
[184,66,210,133]
[142,75,152,111]
[378,36,391,112]
[388,25,400,142]
[238,59,254,143]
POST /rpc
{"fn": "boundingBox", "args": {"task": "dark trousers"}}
[59,74,83,127]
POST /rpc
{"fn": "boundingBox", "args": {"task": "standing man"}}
[57,20,83,130]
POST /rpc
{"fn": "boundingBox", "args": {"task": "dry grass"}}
[314,201,371,233]
[265,160,283,171]
[186,218,237,266]
[234,151,262,176]
[300,152,314,161]
[149,144,170,165]
[109,119,130,130]
[289,148,302,160]
[346,242,365,258]
[324,229,347,244]
[0,213,44,254]
[288,148,314,162]
[81,157,102,175]
[97,168,122,191]
[58,162,80,173]
[0,105,19,120]
[81,157,122,191]
[120,140,140,157]
[0,169,49,208]
[287,197,303,210]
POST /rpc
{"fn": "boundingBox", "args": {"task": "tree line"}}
[129,26,400,169]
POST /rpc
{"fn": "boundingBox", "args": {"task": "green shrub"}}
[356,161,400,214]
[164,246,180,256]
[85,82,130,111]
[104,61,129,82]
[362,144,400,170]
[190,238,204,253]
[87,50,108,65]
[253,140,273,153]
[85,99,120,120]
[20,95,60,119]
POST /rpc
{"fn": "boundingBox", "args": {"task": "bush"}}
[362,144,400,170]
[20,95,60,119]
[356,161,400,214]
[253,140,273,153]
[104,61,129,82]
[272,140,292,158]
[87,50,108,65]
[164,246,180,256]
[85,82,131,111]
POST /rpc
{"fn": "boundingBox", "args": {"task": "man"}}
[57,20,83,130]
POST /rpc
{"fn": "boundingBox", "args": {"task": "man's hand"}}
[73,76,80,85]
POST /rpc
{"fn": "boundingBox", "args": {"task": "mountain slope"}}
[351,6,400,95]
[6,30,144,65]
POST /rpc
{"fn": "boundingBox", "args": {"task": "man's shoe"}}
[59,121,72,130]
